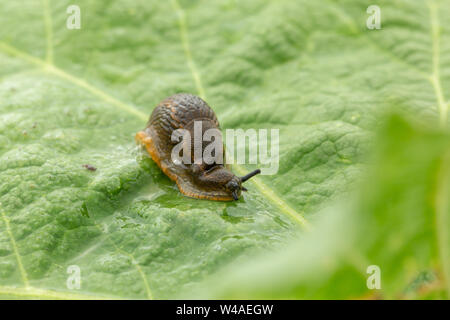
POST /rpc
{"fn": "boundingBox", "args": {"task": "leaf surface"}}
[0,0,449,298]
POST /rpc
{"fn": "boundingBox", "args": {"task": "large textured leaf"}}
[0,0,449,299]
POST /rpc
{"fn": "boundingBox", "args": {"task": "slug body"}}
[135,93,260,201]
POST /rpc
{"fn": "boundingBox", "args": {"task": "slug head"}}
[192,164,261,200]
[224,175,242,201]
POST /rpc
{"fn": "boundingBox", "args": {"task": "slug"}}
[135,93,260,201]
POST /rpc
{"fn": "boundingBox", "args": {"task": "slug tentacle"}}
[240,169,261,182]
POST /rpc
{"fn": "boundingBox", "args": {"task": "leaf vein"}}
[0,206,30,288]
[0,285,118,300]
[428,0,448,127]
[0,42,147,121]
[169,0,310,229]
[42,0,53,64]
[170,0,206,100]
[93,223,153,299]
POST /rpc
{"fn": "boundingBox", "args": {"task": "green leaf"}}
[0,0,449,299]
[184,115,450,299]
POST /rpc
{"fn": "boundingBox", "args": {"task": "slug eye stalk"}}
[240,169,261,183]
